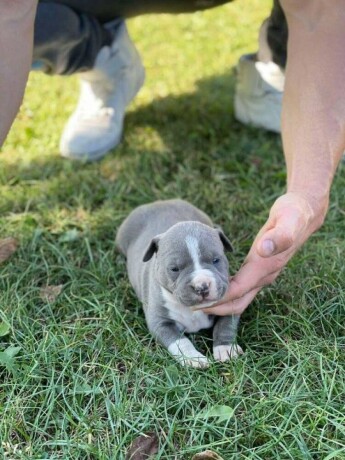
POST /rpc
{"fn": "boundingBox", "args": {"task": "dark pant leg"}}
[44,0,232,21]
[34,0,232,75]
[266,0,288,69]
[34,3,112,75]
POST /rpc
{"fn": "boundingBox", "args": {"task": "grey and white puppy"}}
[116,199,243,368]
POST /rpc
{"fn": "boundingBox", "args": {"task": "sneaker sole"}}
[61,129,123,162]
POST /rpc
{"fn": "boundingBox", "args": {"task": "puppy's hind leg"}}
[148,319,209,369]
[213,315,243,362]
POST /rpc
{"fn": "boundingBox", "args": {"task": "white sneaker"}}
[234,53,284,133]
[60,21,145,161]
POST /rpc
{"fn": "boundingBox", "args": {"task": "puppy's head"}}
[143,221,232,307]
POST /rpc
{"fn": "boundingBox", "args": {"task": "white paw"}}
[213,344,244,362]
[168,338,209,368]
[179,353,210,369]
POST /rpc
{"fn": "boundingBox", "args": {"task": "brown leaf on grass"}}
[0,238,18,264]
[192,450,225,460]
[39,285,63,303]
[126,432,159,460]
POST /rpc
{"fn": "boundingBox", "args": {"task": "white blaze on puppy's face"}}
[185,235,217,300]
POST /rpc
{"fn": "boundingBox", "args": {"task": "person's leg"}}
[266,0,287,69]
[58,18,146,161]
[47,0,231,20]
[33,3,112,75]
[234,0,287,133]
[33,2,145,160]
[35,0,232,75]
[34,0,233,160]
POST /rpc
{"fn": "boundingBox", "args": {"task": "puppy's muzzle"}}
[191,282,210,299]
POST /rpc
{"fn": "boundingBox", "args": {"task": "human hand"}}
[202,192,327,316]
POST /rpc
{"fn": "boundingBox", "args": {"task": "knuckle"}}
[270,256,286,272]
[267,271,280,284]
[313,213,326,232]
[261,271,280,287]
[279,230,294,249]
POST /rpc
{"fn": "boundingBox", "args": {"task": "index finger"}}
[200,287,260,316]
[224,248,293,301]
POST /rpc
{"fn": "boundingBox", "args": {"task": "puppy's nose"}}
[192,282,210,298]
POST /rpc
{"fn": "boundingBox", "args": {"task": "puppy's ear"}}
[143,235,161,262]
[215,227,234,252]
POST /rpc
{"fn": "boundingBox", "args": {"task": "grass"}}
[0,1,345,458]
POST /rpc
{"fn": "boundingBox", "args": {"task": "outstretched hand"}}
[203,192,327,316]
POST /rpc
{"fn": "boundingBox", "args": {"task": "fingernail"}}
[261,239,275,256]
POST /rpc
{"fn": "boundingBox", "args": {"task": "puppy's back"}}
[116,199,213,255]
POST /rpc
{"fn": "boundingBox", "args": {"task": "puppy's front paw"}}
[179,353,210,369]
[168,338,209,368]
[213,344,244,362]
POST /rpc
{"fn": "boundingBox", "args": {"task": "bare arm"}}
[206,0,345,315]
[282,0,345,207]
[0,1,38,147]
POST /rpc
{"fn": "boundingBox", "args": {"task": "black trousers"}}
[34,0,287,75]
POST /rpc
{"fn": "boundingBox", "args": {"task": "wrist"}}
[285,189,329,231]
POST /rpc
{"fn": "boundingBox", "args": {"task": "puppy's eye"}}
[171,266,180,272]
[212,258,220,265]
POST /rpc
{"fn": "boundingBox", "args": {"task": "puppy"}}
[116,199,243,368]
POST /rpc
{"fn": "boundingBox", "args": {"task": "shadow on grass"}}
[1,69,283,233]
[2,70,282,171]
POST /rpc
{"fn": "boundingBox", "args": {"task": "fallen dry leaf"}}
[126,432,159,460]
[0,238,18,264]
[39,285,63,303]
[192,450,225,460]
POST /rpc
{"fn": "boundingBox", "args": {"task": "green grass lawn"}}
[1,1,345,459]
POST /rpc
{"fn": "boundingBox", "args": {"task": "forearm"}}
[281,0,345,221]
[207,1,345,316]
[0,1,38,147]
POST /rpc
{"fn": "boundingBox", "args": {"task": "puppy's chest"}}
[163,296,215,333]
